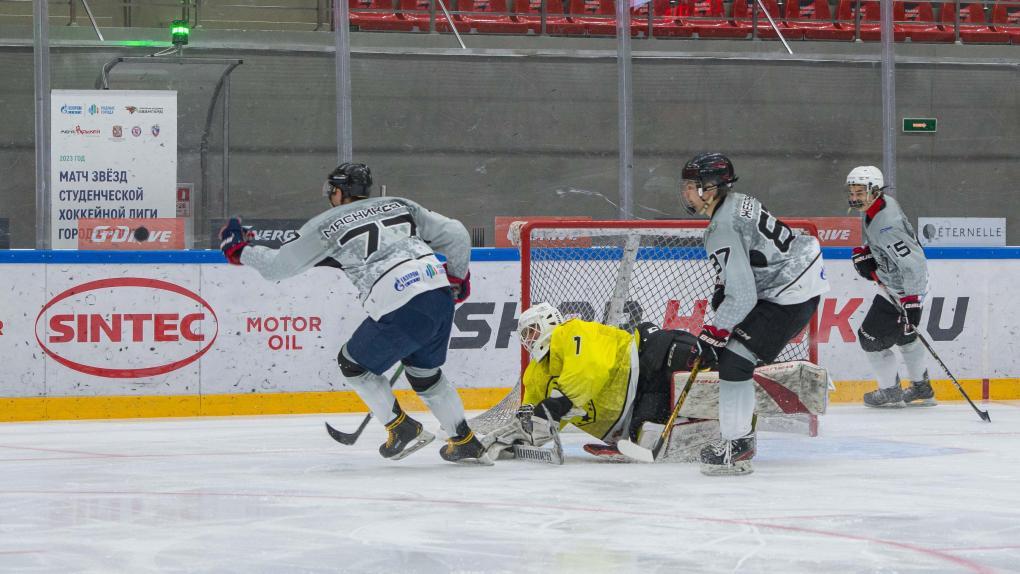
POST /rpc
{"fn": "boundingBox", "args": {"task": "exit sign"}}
[903,118,937,133]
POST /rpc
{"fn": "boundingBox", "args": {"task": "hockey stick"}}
[618,358,703,462]
[876,281,990,422]
[324,364,407,445]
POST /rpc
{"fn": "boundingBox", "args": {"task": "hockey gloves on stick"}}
[852,246,878,281]
[899,295,923,334]
[695,325,728,369]
[219,218,255,265]
[444,264,471,303]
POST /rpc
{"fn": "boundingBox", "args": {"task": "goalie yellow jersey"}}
[522,319,640,442]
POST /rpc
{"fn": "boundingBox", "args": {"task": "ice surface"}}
[1,402,1018,573]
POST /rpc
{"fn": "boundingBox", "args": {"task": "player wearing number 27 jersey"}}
[680,153,829,476]
[219,163,489,465]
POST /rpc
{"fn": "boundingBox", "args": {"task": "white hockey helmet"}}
[845,166,884,209]
[517,302,563,361]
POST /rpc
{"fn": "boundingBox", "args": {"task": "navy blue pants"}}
[345,287,455,375]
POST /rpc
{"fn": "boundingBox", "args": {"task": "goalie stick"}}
[876,280,991,423]
[617,358,703,463]
[324,364,407,445]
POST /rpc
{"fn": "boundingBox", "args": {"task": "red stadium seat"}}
[788,0,851,40]
[988,1,1020,42]
[349,0,416,31]
[513,0,574,34]
[833,0,907,41]
[730,0,792,39]
[899,1,953,42]
[683,0,747,38]
[572,0,621,35]
[646,0,697,36]
[943,2,1009,43]
[461,0,530,33]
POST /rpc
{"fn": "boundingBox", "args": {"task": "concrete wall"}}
[1,27,1018,247]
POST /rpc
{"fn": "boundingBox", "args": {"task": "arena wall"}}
[0,248,1016,422]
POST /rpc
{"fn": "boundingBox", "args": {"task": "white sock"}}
[345,371,398,424]
[865,348,900,389]
[417,373,468,438]
[898,339,928,382]
[718,379,755,440]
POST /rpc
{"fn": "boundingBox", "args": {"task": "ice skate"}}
[700,433,755,476]
[863,385,905,408]
[379,411,435,461]
[903,373,937,407]
[440,423,494,466]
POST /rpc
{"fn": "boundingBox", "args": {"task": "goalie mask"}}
[323,162,373,203]
[845,165,884,210]
[517,302,563,361]
[679,152,737,215]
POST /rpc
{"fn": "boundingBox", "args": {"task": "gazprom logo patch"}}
[393,271,422,292]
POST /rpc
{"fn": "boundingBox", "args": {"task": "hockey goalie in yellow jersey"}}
[482,302,718,461]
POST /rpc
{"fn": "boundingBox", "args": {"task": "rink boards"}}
[0,248,1018,421]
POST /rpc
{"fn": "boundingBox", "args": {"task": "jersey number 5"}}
[757,210,794,253]
[337,213,417,259]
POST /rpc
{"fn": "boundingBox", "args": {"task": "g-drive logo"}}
[34,278,219,378]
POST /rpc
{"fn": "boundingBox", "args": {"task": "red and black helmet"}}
[681,152,738,192]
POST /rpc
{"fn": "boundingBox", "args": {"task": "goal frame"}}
[518,218,820,374]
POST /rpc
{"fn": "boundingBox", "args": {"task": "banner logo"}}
[34,278,219,378]
[60,104,83,115]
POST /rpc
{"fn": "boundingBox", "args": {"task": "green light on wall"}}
[171,20,190,46]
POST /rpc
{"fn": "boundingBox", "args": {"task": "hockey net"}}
[469,219,820,436]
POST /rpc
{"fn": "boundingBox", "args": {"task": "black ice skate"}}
[379,410,435,461]
[863,385,906,408]
[903,372,937,407]
[700,433,756,476]
[440,422,494,466]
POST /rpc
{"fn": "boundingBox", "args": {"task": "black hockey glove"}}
[710,282,726,312]
[852,246,878,281]
[899,295,922,334]
[695,325,729,369]
[219,217,255,266]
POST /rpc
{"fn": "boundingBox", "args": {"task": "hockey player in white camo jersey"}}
[846,166,934,408]
[218,162,491,465]
[679,153,829,476]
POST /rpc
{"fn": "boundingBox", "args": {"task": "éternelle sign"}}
[34,277,218,378]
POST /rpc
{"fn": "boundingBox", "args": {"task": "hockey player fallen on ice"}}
[845,166,935,409]
[679,153,829,476]
[483,302,718,461]
[219,162,490,465]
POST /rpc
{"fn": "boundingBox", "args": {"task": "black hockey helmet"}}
[680,153,738,215]
[324,162,373,201]
[681,153,737,191]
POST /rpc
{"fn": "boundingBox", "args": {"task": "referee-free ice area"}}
[1,402,1018,574]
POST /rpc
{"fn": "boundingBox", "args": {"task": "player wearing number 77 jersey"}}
[679,153,829,476]
[846,166,933,410]
[219,162,488,464]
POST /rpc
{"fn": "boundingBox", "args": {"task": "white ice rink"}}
[1,402,1018,574]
